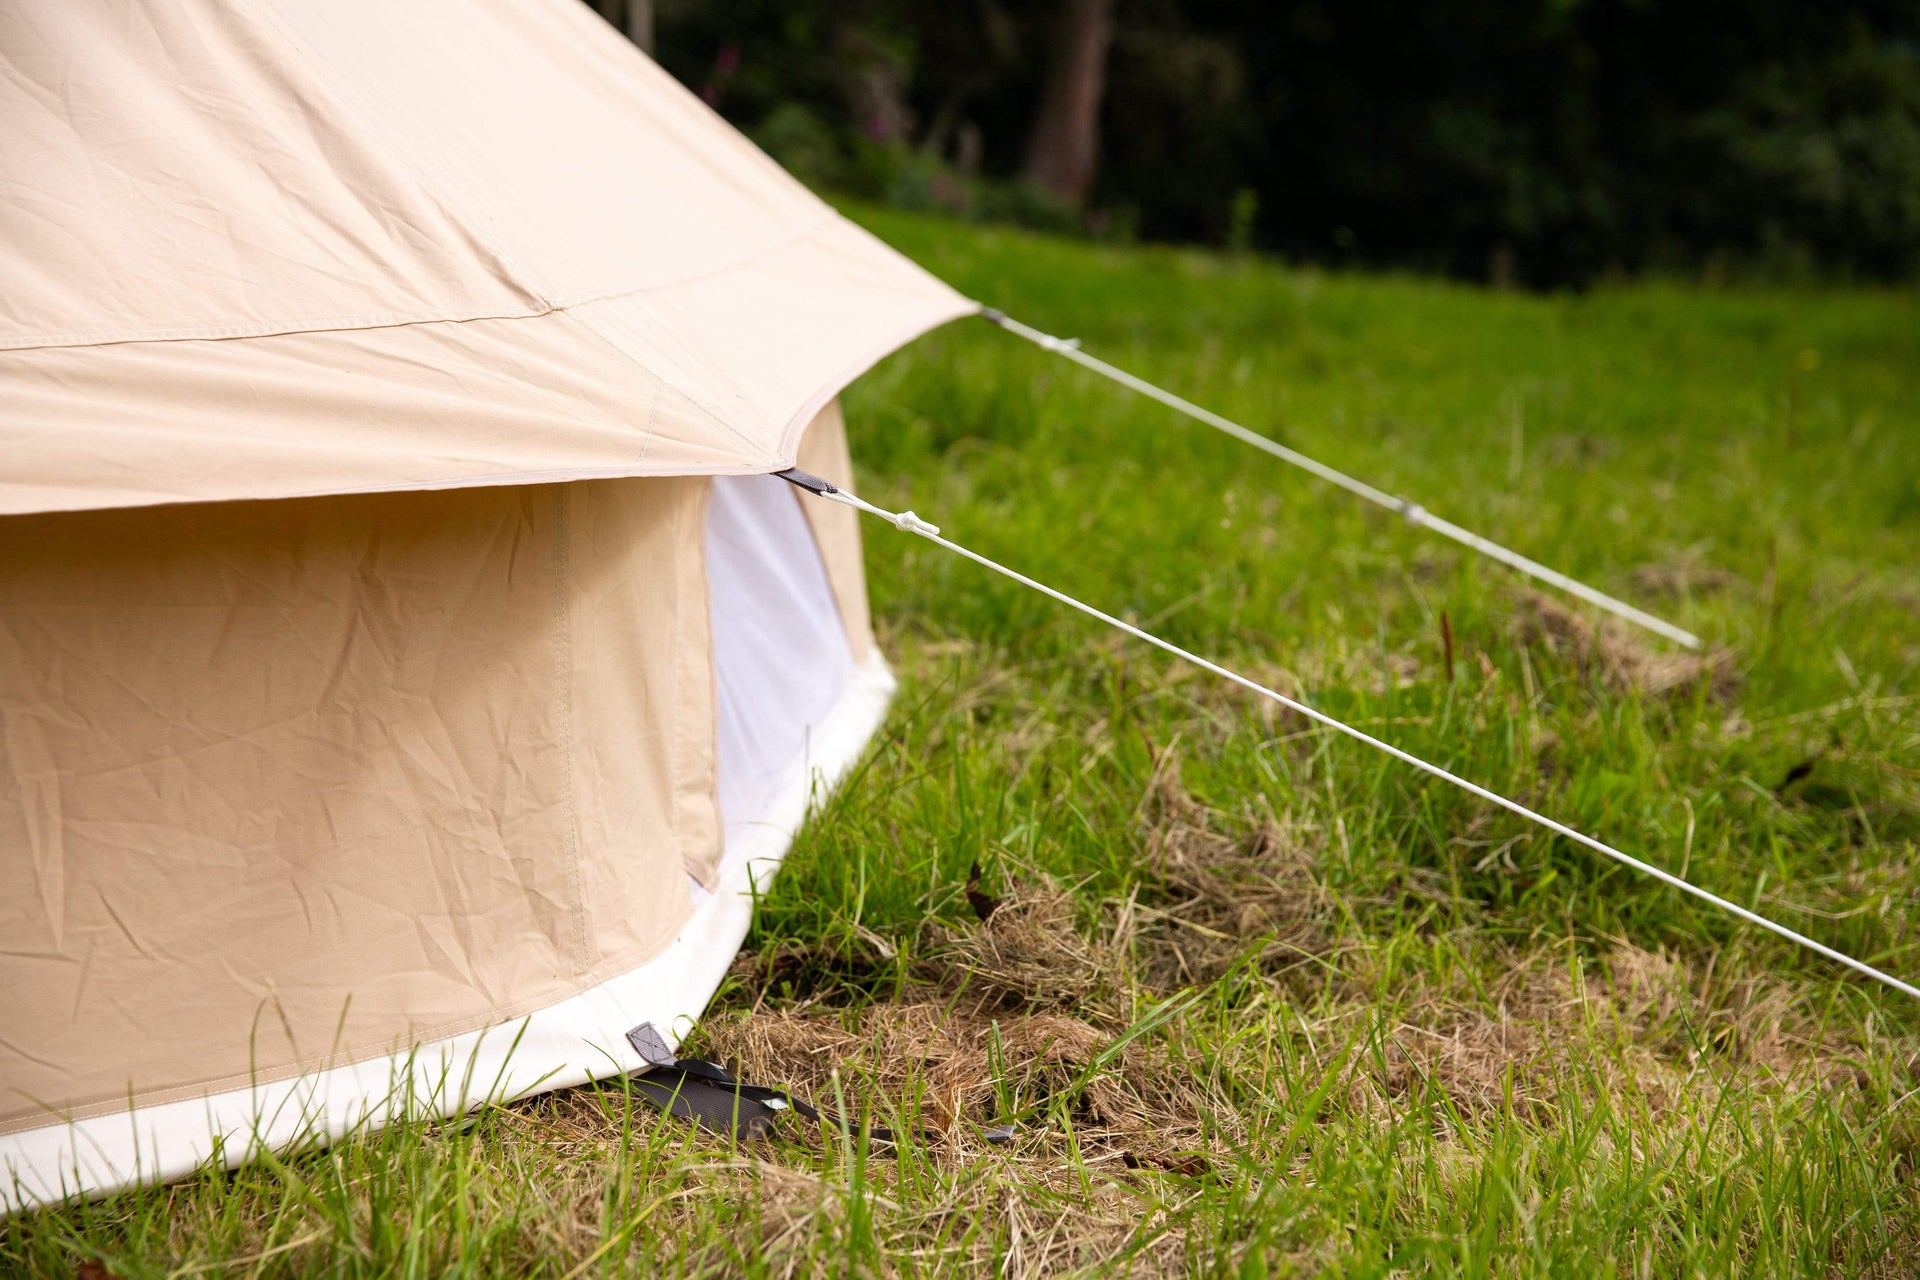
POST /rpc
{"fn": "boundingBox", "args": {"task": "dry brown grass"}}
[410,744,1913,1277]
[654,762,1895,1275]
[1338,939,1879,1134]
[1135,746,1337,990]
[918,879,1124,1013]
[641,998,1204,1275]
[1513,591,1740,698]
[644,922,1893,1275]
[1631,553,1738,600]
[513,1079,1193,1276]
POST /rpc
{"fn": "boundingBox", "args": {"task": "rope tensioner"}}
[977,306,1703,651]
[776,467,1916,1004]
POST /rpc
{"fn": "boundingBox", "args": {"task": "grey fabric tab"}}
[625,1021,678,1069]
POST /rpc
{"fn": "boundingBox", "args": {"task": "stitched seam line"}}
[552,486,591,973]
[0,223,827,353]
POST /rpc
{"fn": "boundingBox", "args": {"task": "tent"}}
[1,0,970,1212]
[9,0,1905,1220]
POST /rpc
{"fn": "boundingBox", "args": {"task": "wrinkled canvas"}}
[0,0,973,515]
[0,476,720,1132]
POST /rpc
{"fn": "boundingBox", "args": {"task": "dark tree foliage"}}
[646,0,1920,285]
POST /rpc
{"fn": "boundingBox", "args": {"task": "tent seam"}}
[0,215,844,355]
[0,305,554,354]
[693,478,725,889]
[669,490,696,890]
[552,486,592,973]
[4,303,775,471]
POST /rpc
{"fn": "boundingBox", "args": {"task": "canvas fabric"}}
[0,475,718,1133]
[0,0,973,516]
[793,401,877,666]
[0,0,931,1188]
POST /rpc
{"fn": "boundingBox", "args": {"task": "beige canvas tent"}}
[0,0,972,1212]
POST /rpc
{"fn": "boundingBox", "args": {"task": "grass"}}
[8,205,1920,1276]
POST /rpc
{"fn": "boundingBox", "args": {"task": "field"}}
[9,207,1920,1276]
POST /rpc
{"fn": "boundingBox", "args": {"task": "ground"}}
[8,207,1920,1277]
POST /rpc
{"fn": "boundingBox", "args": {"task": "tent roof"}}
[0,0,974,516]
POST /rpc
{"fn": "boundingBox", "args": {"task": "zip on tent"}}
[776,467,1918,1005]
[977,308,1704,651]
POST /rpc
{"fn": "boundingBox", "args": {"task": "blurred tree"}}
[632,0,1920,284]
[586,0,653,54]
[916,3,1020,164]
[1099,1,1252,242]
[1023,0,1116,204]
[1693,26,1920,277]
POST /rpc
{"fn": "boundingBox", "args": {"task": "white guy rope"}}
[780,469,1917,1003]
[979,307,1703,651]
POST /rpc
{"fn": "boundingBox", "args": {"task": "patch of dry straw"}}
[1513,591,1738,698]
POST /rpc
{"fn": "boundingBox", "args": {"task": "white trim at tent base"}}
[0,653,894,1217]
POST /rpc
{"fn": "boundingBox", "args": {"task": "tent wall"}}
[0,402,887,1211]
[0,0,935,1215]
[0,476,716,1135]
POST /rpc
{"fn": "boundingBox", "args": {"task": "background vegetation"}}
[11,204,1917,1276]
[628,0,1920,288]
